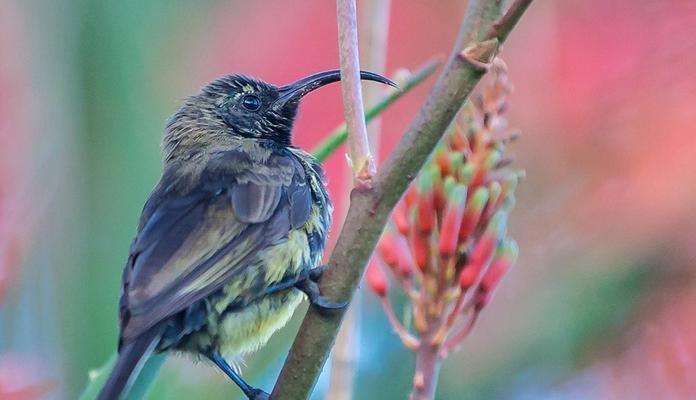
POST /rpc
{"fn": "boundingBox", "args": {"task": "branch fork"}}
[459,38,500,71]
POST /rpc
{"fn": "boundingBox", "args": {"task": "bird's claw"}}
[263,264,347,310]
[307,264,328,282]
[296,277,347,310]
[247,388,270,400]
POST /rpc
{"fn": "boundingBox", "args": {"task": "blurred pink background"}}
[1,1,695,399]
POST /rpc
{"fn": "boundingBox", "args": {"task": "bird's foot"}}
[307,264,328,282]
[296,265,347,310]
[259,265,347,310]
[246,388,270,400]
[208,353,269,400]
[260,278,298,297]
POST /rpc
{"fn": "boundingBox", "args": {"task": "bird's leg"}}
[258,275,300,297]
[307,264,328,282]
[258,265,347,309]
[208,353,269,400]
[296,264,348,310]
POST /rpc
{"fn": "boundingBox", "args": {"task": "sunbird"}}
[96,70,395,400]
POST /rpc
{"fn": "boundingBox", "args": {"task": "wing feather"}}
[230,183,282,223]
[119,149,311,340]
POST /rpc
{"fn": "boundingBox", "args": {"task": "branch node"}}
[458,38,500,71]
[355,156,376,189]
[414,371,425,390]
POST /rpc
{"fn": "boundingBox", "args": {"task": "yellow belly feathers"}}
[186,225,316,357]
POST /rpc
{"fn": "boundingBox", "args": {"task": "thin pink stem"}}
[410,342,441,400]
[440,311,480,358]
[360,0,390,156]
[431,287,470,346]
[380,297,420,350]
[336,0,374,184]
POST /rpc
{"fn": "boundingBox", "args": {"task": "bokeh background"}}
[2,0,696,399]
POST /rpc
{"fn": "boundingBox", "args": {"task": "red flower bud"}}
[471,149,502,187]
[433,188,446,213]
[392,205,410,237]
[366,259,389,297]
[478,260,507,293]
[481,181,502,222]
[458,263,481,289]
[471,170,484,188]
[377,233,399,268]
[459,187,489,240]
[439,185,467,257]
[450,130,470,152]
[394,237,415,278]
[404,185,417,209]
[471,237,516,308]
[468,212,505,267]
[469,233,497,269]
[459,230,498,290]
[479,239,518,291]
[435,149,451,176]
[414,168,437,234]
[410,229,430,271]
[416,196,434,234]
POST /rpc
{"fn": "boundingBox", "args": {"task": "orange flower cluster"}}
[367,60,522,356]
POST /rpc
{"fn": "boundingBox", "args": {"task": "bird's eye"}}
[241,95,261,111]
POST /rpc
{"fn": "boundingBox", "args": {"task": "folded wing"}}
[119,149,312,341]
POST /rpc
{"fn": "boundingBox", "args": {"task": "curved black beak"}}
[274,69,398,108]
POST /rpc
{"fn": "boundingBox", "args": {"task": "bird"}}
[96,69,397,400]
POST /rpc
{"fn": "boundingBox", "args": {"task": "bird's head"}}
[163,70,396,160]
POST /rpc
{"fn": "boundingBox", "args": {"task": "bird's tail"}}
[97,329,161,400]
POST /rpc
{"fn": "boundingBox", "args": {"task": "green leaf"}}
[312,59,440,162]
[79,354,166,400]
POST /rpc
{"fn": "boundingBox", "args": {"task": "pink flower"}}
[370,60,521,357]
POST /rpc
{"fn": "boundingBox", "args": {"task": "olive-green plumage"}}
[97,70,395,400]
